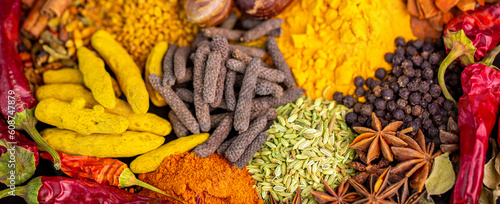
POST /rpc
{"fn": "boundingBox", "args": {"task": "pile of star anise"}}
[310,113,446,204]
[407,0,500,38]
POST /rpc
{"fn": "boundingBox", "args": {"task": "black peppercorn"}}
[420,101,428,109]
[343,95,355,108]
[401,60,414,69]
[366,78,374,88]
[353,103,363,113]
[419,81,430,93]
[448,110,457,118]
[392,55,405,66]
[433,114,444,125]
[392,66,403,77]
[352,123,362,127]
[439,108,448,117]
[412,105,422,116]
[374,98,387,110]
[389,82,399,92]
[412,39,423,49]
[428,127,439,138]
[423,93,432,103]
[354,76,365,87]
[408,121,420,134]
[381,81,390,88]
[399,88,410,99]
[421,51,430,61]
[371,80,382,89]
[421,110,430,119]
[396,98,408,109]
[429,84,442,98]
[438,124,447,131]
[366,93,377,104]
[357,115,368,124]
[360,104,373,116]
[404,114,413,123]
[427,79,435,85]
[397,75,409,87]
[404,105,412,115]
[422,44,434,52]
[421,61,431,69]
[409,92,421,105]
[393,109,404,120]
[387,100,397,112]
[382,89,394,101]
[385,53,394,63]
[422,68,434,79]
[345,112,358,125]
[373,86,383,97]
[355,87,365,98]
[414,69,422,78]
[428,103,439,115]
[387,75,397,83]
[375,68,387,80]
[406,46,417,56]
[395,37,406,47]
[443,100,454,111]
[333,92,344,102]
[422,118,433,129]
[407,79,420,92]
[429,53,441,65]
[403,67,415,78]
[375,110,386,118]
[435,96,445,106]
[411,55,423,67]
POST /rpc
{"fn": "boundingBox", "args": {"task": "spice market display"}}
[1,0,500,204]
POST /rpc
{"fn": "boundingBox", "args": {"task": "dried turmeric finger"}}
[40,128,165,158]
[91,30,149,114]
[42,68,83,84]
[35,97,129,135]
[77,47,116,109]
[145,41,169,107]
[126,113,172,136]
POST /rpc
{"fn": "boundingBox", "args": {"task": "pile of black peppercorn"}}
[334,37,462,145]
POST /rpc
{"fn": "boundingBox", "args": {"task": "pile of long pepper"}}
[1,0,500,204]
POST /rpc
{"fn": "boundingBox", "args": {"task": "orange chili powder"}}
[138,152,263,204]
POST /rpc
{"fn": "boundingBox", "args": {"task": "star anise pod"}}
[310,178,362,204]
[349,113,408,164]
[348,167,405,204]
[392,177,425,204]
[347,150,394,184]
[391,130,442,192]
[440,117,459,154]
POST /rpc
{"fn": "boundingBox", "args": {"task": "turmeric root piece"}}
[435,0,459,13]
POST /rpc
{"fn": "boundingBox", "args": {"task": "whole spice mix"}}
[138,152,262,204]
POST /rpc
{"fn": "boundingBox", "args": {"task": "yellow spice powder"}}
[83,0,198,70]
[276,0,417,100]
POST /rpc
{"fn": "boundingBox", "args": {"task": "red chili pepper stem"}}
[0,176,42,204]
[438,29,477,105]
[480,44,500,68]
[14,109,61,170]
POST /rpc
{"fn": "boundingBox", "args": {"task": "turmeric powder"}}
[275,0,417,99]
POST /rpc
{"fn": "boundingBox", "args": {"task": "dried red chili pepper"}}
[39,152,183,203]
[0,1,60,169]
[0,176,172,204]
[451,45,500,204]
[0,117,39,185]
[0,0,20,43]
[438,3,500,104]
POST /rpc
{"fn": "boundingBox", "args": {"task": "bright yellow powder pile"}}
[83,0,198,69]
[276,0,417,100]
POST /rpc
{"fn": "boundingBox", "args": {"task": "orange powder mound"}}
[138,152,263,204]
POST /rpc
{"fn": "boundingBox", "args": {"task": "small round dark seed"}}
[434,96,445,106]
[443,100,454,111]
[421,51,430,61]
[366,93,377,104]
[428,103,439,115]
[420,101,428,109]
[428,127,439,138]
[395,47,405,57]
[419,81,430,93]
[396,98,408,109]
[352,123,362,127]
[407,79,420,92]
[389,82,399,93]
[381,81,390,88]
[422,68,433,79]
[374,98,387,110]
[414,69,422,78]
[412,105,422,116]
[422,44,434,52]
[395,37,406,47]
[421,110,430,119]
[406,46,417,56]
[412,39,423,49]
[353,103,363,113]
[360,104,373,116]
[385,53,395,63]
[371,80,382,89]
[366,78,374,88]
[354,76,365,87]
[404,105,412,115]
[411,55,423,67]
[429,53,441,65]
[421,61,431,69]
[375,110,386,118]
[387,75,397,83]
[397,75,409,87]
[392,66,403,77]
[333,92,344,102]
[373,86,383,97]
[357,115,368,124]
[355,87,365,98]
[382,89,394,101]
[393,109,404,120]
[432,114,445,125]
[345,112,358,125]
[387,100,397,112]
[402,60,414,69]
[429,84,442,98]
[392,55,405,66]
[342,95,355,108]
[375,68,387,80]
[404,114,413,123]
[399,88,410,99]
[409,92,421,105]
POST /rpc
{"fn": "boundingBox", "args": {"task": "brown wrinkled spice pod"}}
[176,67,193,84]
[241,19,284,42]
[255,79,283,98]
[193,44,212,132]
[175,88,194,103]
[267,28,283,37]
[241,18,263,29]
[252,99,270,111]
[210,112,234,129]
[174,46,191,81]
[191,33,209,51]
[251,108,277,121]
[234,132,269,169]
[194,115,233,158]
[217,136,236,155]
[210,36,230,107]
[162,44,177,86]
[254,87,306,108]
[229,44,266,58]
[234,59,261,132]
[225,70,238,111]
[202,27,244,41]
[150,74,200,134]
[232,49,270,67]
[235,0,293,20]
[267,37,297,88]
[225,115,268,162]
[226,59,285,83]
[211,65,227,107]
[203,51,223,104]
[168,111,190,137]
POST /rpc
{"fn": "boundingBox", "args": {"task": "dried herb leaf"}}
[424,153,455,196]
[418,192,435,204]
[479,187,493,204]
[493,189,500,203]
[483,151,500,189]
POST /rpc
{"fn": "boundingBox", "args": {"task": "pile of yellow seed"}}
[82,0,198,69]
